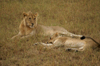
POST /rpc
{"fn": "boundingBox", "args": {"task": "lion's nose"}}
[49,42,53,44]
[32,23,34,26]
[47,42,53,44]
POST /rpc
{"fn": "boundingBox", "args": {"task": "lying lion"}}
[12,11,84,39]
[34,33,100,51]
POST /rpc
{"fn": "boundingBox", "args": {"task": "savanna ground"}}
[0,0,100,66]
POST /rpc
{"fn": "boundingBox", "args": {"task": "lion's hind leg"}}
[66,48,79,52]
[66,47,84,52]
[59,31,83,38]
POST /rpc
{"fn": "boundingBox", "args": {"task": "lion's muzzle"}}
[32,23,34,26]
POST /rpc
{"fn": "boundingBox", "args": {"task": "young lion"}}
[12,11,84,39]
[35,33,100,51]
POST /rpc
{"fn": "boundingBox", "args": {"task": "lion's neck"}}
[19,20,35,35]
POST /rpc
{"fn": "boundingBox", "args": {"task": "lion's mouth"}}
[29,23,34,28]
[30,25,34,28]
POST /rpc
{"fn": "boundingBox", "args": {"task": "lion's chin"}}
[29,26,34,28]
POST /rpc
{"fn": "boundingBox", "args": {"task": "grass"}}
[0,0,100,66]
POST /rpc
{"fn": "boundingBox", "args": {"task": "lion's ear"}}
[55,33,59,37]
[34,12,39,17]
[23,12,28,17]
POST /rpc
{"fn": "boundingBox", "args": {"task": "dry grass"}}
[0,0,100,66]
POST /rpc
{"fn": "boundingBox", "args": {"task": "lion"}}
[34,33,100,51]
[12,11,84,39]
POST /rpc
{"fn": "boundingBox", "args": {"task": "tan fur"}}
[38,33,99,51]
[12,11,83,39]
[12,11,38,39]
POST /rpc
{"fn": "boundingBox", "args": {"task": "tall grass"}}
[0,0,100,66]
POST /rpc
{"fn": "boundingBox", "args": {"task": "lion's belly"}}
[65,40,85,49]
[40,25,54,36]
[40,25,67,36]
[42,29,55,36]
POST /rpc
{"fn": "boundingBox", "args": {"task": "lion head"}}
[23,11,38,28]
[47,33,59,44]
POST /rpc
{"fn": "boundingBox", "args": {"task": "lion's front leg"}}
[11,34,20,39]
[34,42,54,49]
[20,34,33,39]
[34,42,53,46]
[11,33,29,39]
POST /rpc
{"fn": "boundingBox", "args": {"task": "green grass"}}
[0,0,100,66]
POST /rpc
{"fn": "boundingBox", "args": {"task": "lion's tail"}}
[81,36,100,47]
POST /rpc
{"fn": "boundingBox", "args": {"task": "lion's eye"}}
[50,42,53,44]
[34,18,36,20]
[29,18,31,20]
[50,37,51,39]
